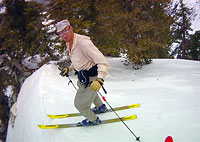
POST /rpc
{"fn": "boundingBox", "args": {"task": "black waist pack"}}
[77,65,98,87]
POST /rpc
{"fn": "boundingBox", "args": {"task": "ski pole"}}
[66,75,78,91]
[65,75,140,141]
[97,91,140,142]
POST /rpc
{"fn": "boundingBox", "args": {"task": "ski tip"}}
[48,114,59,119]
[37,125,44,129]
[165,136,173,142]
[123,115,137,120]
[47,115,55,118]
[48,114,69,119]
[129,103,140,108]
[38,124,59,129]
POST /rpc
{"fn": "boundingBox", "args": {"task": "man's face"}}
[58,26,73,42]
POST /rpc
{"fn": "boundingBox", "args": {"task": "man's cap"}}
[56,20,70,33]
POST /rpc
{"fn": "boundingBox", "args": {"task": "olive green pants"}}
[74,77,103,121]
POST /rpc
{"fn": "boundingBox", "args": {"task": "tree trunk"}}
[180,0,185,59]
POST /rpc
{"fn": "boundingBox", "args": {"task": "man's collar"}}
[66,33,77,53]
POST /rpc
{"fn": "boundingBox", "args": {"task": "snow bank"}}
[6,58,200,142]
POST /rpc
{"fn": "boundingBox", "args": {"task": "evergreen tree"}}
[90,0,121,57]
[172,0,193,59]
[187,31,200,60]
[0,0,50,99]
[47,0,94,34]
[46,0,95,53]
[0,70,9,142]
[95,0,174,68]
[0,0,53,95]
[46,0,174,66]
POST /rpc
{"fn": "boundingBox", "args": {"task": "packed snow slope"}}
[7,58,200,142]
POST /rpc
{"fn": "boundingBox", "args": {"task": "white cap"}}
[56,20,70,33]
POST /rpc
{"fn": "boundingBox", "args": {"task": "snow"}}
[0,6,5,14]
[4,86,13,97]
[184,0,200,33]
[6,58,200,142]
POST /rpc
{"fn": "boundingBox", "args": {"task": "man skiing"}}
[56,20,110,126]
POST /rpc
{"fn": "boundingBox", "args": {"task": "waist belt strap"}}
[77,65,98,87]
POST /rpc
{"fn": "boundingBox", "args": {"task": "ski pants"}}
[74,76,103,121]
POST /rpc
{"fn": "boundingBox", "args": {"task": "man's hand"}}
[90,78,104,92]
[60,67,72,77]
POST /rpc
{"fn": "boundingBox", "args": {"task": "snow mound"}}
[6,58,200,142]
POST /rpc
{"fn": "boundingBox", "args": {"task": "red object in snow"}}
[165,136,173,142]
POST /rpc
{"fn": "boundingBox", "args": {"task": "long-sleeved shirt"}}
[67,33,110,79]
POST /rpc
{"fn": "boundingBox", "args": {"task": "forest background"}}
[0,0,200,141]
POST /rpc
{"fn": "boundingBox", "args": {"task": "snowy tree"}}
[172,0,193,59]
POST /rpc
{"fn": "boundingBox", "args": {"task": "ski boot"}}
[78,117,102,126]
[92,104,108,114]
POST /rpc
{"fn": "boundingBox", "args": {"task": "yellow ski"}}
[38,115,137,129]
[48,103,140,119]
